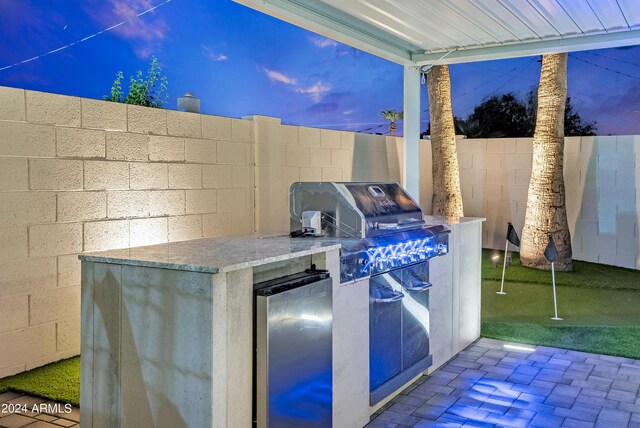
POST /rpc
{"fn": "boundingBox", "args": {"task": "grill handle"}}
[402,280,432,292]
[375,220,426,230]
[372,290,405,303]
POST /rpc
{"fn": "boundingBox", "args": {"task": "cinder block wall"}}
[1,84,638,376]
[453,136,640,269]
[251,115,406,232]
[0,86,254,377]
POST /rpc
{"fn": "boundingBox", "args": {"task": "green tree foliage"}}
[465,93,534,138]
[380,109,403,122]
[424,91,597,138]
[381,109,403,136]
[105,71,124,103]
[564,99,596,136]
[525,90,596,137]
[422,116,466,138]
[104,56,168,108]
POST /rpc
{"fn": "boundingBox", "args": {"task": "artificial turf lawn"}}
[482,280,640,326]
[481,249,640,359]
[0,356,79,406]
[481,322,640,360]
[481,248,640,290]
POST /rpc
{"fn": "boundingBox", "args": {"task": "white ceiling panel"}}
[235,0,640,65]
[442,0,521,42]
[395,0,498,45]
[343,0,462,48]
[526,0,581,35]
[346,0,485,48]
[554,0,604,33]
[616,0,640,28]
[584,0,630,30]
[465,0,540,41]
[497,0,561,38]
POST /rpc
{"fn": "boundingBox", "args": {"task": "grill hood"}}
[290,182,425,239]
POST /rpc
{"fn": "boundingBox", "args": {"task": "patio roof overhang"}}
[234,0,640,66]
[234,0,640,201]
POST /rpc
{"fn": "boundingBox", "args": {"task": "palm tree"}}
[426,65,464,217]
[521,53,572,271]
[380,109,403,136]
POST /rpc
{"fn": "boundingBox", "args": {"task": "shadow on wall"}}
[569,136,639,269]
[351,133,398,182]
[567,137,597,263]
[90,265,211,427]
[604,136,639,269]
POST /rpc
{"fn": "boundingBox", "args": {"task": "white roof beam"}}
[412,28,640,65]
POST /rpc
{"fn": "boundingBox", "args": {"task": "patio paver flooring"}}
[367,338,640,428]
[2,337,640,427]
[0,392,78,428]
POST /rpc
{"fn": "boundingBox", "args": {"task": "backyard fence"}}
[0,85,638,376]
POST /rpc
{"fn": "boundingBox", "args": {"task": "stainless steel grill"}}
[290,182,450,406]
[290,182,449,282]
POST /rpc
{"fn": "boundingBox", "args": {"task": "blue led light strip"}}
[363,238,446,274]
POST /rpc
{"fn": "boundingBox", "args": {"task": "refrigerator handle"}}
[372,290,405,303]
[402,280,432,293]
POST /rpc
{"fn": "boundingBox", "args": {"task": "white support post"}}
[403,65,421,204]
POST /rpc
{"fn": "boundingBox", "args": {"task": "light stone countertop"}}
[79,235,341,273]
[79,218,483,274]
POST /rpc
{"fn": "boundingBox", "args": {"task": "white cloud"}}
[261,67,332,101]
[84,0,169,58]
[263,67,298,85]
[86,0,168,43]
[202,45,228,61]
[343,110,355,116]
[310,36,338,48]
[296,81,332,102]
[134,45,155,59]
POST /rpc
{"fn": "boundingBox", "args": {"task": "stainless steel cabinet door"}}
[369,273,403,391]
[256,278,332,428]
[401,262,431,369]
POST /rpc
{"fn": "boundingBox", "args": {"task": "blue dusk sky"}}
[1,0,639,135]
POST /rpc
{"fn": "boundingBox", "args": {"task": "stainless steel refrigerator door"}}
[400,263,431,369]
[369,273,403,391]
[256,277,332,428]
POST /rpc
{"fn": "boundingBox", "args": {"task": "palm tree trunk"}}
[427,65,464,217]
[521,53,572,271]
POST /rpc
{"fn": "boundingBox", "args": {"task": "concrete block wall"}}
[0,86,254,377]
[454,136,640,270]
[1,83,638,376]
[251,115,404,233]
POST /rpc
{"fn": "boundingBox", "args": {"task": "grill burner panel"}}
[339,226,449,282]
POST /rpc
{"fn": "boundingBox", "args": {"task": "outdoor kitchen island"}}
[78,216,483,428]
